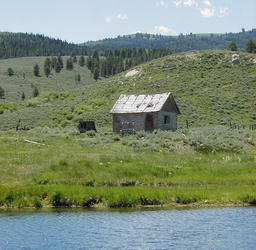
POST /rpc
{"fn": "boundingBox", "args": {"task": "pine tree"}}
[51,56,57,69]
[44,58,51,77]
[92,50,100,61]
[77,73,81,82]
[33,64,40,77]
[246,40,256,53]
[92,51,100,73]
[93,68,100,80]
[55,61,62,73]
[79,56,85,66]
[57,56,64,68]
[66,57,74,70]
[228,42,238,51]
[72,55,77,63]
[87,56,92,70]
[0,86,4,99]
[21,92,25,101]
[7,68,14,76]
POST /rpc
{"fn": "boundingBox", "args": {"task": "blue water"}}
[0,207,256,250]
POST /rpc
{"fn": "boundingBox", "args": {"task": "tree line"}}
[86,48,172,80]
[85,29,256,52]
[228,40,256,53]
[0,32,88,59]
[1,29,255,60]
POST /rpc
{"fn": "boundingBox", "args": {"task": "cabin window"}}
[164,115,170,124]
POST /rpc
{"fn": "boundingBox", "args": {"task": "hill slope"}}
[0,50,256,130]
[0,32,88,58]
[1,29,256,60]
[84,29,256,51]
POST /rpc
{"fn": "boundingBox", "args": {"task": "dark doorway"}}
[145,114,154,132]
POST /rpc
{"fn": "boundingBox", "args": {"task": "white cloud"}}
[200,7,215,17]
[184,0,196,6]
[153,25,177,35]
[200,6,229,17]
[202,0,211,6]
[172,0,229,18]
[218,7,229,17]
[173,0,182,7]
[105,14,128,23]
[173,0,197,7]
[116,14,128,20]
[158,0,169,7]
[105,17,112,23]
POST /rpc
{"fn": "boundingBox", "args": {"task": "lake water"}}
[0,207,255,250]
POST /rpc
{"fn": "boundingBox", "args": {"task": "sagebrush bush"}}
[189,127,255,153]
[88,126,256,153]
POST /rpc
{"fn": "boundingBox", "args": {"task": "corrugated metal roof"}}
[110,92,171,114]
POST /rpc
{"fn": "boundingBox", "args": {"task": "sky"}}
[0,0,255,43]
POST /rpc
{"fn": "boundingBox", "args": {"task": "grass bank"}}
[0,127,256,209]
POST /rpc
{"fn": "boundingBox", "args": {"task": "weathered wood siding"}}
[113,113,145,132]
[112,112,177,132]
[157,111,177,131]
[161,97,179,113]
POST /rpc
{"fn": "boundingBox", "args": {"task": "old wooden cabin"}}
[110,92,180,132]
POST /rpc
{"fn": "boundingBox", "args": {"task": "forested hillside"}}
[87,48,172,78]
[0,32,89,58]
[85,29,256,51]
[1,29,255,60]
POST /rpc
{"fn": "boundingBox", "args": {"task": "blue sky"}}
[0,0,255,43]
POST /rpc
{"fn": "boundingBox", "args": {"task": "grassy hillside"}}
[0,56,94,102]
[1,50,256,131]
[0,56,96,130]
[1,50,256,209]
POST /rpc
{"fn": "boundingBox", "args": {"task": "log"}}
[24,139,45,146]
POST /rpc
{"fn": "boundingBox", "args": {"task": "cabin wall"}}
[157,111,177,131]
[112,113,158,132]
[113,113,145,132]
[161,97,179,113]
[112,111,177,132]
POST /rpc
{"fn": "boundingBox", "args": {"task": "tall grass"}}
[0,129,256,208]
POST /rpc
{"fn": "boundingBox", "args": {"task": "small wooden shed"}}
[110,92,180,132]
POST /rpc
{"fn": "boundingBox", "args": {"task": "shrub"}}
[241,195,256,205]
[0,86,5,99]
[82,197,101,208]
[33,198,42,208]
[188,127,254,153]
[176,196,198,204]
[86,130,96,137]
[7,68,14,76]
[50,192,72,207]
[139,197,161,205]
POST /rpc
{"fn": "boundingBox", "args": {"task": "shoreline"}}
[0,202,254,213]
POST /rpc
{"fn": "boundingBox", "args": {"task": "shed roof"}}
[110,92,180,114]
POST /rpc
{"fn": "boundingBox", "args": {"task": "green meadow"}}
[1,50,256,209]
[0,127,256,209]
